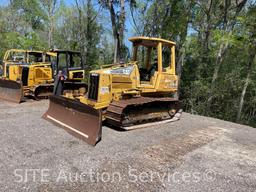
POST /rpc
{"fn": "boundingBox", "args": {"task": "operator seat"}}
[140,63,157,81]
[148,63,157,79]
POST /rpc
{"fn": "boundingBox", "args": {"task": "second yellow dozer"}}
[43,37,182,145]
[0,49,57,103]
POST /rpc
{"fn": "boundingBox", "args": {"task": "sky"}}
[0,0,8,6]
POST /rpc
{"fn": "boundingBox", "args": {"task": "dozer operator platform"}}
[43,37,182,145]
[0,49,57,103]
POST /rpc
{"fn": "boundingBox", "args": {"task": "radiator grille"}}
[6,65,9,77]
[88,73,99,100]
[72,71,84,79]
[21,67,29,86]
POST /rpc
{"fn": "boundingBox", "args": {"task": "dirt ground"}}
[0,99,256,192]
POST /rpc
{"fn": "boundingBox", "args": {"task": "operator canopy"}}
[129,36,176,47]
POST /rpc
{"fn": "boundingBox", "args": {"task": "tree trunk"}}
[48,17,53,48]
[108,0,121,63]
[236,69,251,122]
[45,0,57,49]
[119,0,125,46]
[204,0,213,52]
[207,41,229,109]
[176,20,189,96]
[75,0,84,59]
[86,0,92,66]
[176,45,185,97]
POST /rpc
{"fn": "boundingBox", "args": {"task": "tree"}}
[236,4,256,122]
[207,0,247,111]
[99,0,128,63]
[41,0,59,48]
[53,0,102,69]
[10,0,47,30]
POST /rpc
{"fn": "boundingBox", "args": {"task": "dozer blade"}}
[0,79,23,103]
[43,95,102,146]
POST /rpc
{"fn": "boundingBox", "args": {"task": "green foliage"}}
[138,0,256,127]
[181,1,256,126]
[0,0,105,70]
[11,0,47,30]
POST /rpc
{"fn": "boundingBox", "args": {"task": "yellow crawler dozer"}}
[43,37,182,145]
[0,49,56,103]
[50,50,87,96]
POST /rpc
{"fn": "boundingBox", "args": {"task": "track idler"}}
[43,95,102,145]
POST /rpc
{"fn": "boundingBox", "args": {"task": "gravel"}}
[0,99,256,192]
